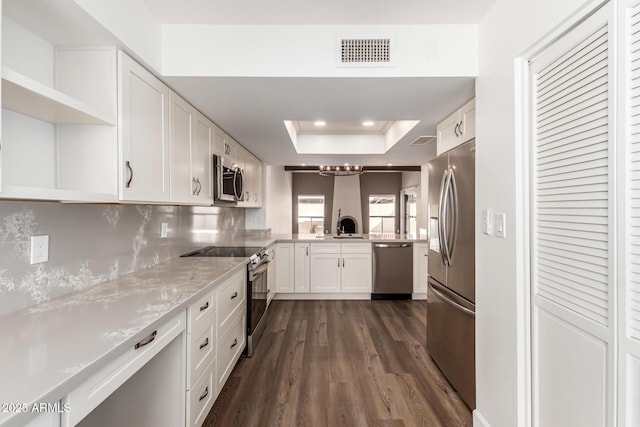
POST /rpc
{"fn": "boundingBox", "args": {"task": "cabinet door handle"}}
[454,123,460,137]
[343,258,345,267]
[126,161,134,188]
[199,337,209,350]
[306,247,309,256]
[199,301,209,312]
[192,177,198,195]
[231,291,238,300]
[230,338,238,349]
[254,193,258,202]
[134,330,157,350]
[199,387,209,402]
[337,258,340,267]
[196,178,202,195]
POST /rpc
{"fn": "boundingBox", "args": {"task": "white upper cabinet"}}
[169,91,213,205]
[118,51,170,203]
[253,158,263,207]
[436,98,475,156]
[0,8,261,206]
[192,112,213,202]
[169,91,194,204]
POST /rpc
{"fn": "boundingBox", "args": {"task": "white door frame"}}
[515,1,612,426]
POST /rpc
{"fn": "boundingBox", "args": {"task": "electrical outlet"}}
[161,222,168,238]
[30,235,49,264]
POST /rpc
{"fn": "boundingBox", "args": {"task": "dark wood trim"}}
[285,166,421,172]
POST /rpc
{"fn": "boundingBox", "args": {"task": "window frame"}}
[368,194,396,235]
[297,194,325,234]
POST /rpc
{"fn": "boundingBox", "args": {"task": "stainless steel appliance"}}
[427,139,475,409]
[213,154,244,203]
[181,246,270,357]
[372,242,413,298]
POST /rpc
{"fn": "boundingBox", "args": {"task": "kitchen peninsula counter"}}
[0,257,249,427]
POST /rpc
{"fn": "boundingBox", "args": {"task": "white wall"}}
[162,24,478,77]
[265,165,293,234]
[475,0,590,426]
[73,0,162,71]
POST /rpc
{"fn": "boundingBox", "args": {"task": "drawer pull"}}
[199,386,209,402]
[199,337,209,350]
[230,292,238,300]
[230,338,238,349]
[199,301,209,312]
[134,330,157,350]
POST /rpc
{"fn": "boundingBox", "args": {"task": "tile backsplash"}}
[0,201,245,317]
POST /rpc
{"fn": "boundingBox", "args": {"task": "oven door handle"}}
[249,262,269,280]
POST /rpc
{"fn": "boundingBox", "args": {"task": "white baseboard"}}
[273,293,371,300]
[473,409,491,427]
[412,292,427,300]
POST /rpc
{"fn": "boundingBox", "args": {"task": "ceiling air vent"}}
[337,37,394,67]
[410,136,436,146]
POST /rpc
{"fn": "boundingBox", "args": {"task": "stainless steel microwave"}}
[214,155,244,203]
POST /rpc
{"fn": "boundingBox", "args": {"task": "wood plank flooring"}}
[203,300,471,427]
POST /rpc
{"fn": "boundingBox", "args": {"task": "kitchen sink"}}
[332,234,365,239]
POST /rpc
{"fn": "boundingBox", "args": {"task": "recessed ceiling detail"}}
[284,119,419,155]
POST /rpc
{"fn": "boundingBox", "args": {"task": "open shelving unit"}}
[2,67,114,126]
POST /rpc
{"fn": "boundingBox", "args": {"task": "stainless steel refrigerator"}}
[427,139,475,409]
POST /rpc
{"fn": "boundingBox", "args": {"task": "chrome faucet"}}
[336,209,342,235]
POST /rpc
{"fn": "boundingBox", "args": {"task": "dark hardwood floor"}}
[203,300,472,427]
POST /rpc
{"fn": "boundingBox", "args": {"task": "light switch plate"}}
[30,235,49,264]
[160,222,168,238]
[495,213,506,238]
[482,209,494,235]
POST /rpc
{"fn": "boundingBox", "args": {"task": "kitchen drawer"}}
[310,243,341,254]
[217,310,245,391]
[187,315,216,388]
[189,290,215,333]
[216,269,246,337]
[340,243,372,254]
[186,357,215,427]
[62,311,186,426]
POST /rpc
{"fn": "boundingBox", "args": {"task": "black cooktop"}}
[181,246,264,258]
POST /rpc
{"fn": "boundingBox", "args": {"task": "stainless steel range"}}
[181,246,270,357]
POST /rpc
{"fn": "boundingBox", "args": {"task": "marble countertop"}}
[0,257,248,427]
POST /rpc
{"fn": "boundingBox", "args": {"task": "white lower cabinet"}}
[309,252,341,292]
[267,245,276,306]
[216,309,245,391]
[187,358,215,427]
[186,268,246,427]
[294,243,310,292]
[309,243,372,294]
[341,252,372,293]
[413,243,428,296]
[274,243,294,293]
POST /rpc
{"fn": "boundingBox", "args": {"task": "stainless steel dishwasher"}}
[372,242,413,299]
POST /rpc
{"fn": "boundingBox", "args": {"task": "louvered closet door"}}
[529,4,615,427]
[621,1,640,425]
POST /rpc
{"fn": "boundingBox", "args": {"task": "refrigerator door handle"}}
[437,169,448,266]
[441,168,453,266]
[428,281,475,317]
[447,167,459,264]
